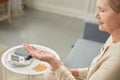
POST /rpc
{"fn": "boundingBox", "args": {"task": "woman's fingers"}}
[23,43,32,50]
[31,46,38,50]
[23,43,43,53]
[23,43,34,55]
[23,43,55,61]
[23,43,44,57]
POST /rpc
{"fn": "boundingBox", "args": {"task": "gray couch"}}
[64,19,109,68]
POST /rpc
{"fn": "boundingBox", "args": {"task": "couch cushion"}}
[82,19,109,43]
[64,39,104,68]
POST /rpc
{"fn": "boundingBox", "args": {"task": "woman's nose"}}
[95,12,100,19]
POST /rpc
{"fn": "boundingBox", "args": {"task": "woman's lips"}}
[98,21,104,25]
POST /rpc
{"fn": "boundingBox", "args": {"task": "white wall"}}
[25,0,97,19]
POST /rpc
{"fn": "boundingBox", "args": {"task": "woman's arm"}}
[23,43,62,71]
[55,65,88,80]
[71,68,88,79]
[23,43,88,80]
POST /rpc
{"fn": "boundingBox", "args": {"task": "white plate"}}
[1,44,60,75]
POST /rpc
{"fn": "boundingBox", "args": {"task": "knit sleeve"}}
[55,65,77,80]
[78,68,88,78]
[55,65,88,80]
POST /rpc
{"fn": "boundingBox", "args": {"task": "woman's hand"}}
[70,69,79,79]
[23,43,62,71]
[66,67,79,78]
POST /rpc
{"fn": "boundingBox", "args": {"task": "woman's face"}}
[95,0,120,34]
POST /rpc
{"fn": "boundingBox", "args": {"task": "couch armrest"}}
[82,19,109,43]
[64,39,104,68]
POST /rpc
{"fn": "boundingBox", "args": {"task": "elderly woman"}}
[23,0,120,79]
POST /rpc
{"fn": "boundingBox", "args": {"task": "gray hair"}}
[109,0,120,13]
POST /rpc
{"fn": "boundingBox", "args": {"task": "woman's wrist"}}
[71,69,79,78]
[49,58,62,71]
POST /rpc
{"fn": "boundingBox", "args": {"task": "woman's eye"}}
[100,9,105,12]
[97,7,105,12]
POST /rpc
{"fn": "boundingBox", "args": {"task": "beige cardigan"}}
[55,36,120,80]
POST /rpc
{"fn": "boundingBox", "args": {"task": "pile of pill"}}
[34,64,47,72]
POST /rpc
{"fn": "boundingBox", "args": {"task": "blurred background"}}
[0,0,97,80]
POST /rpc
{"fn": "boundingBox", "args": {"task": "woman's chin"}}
[98,26,106,32]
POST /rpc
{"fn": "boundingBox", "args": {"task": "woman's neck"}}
[111,30,120,43]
